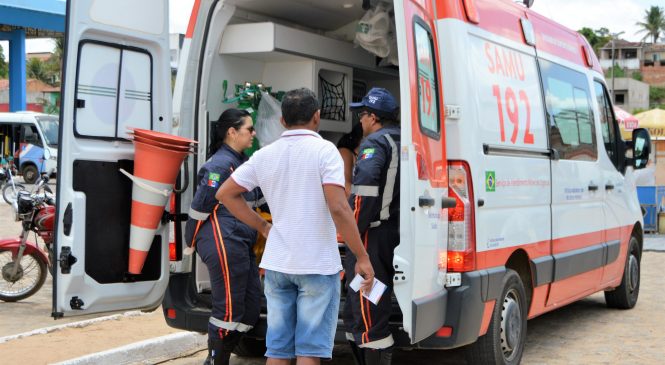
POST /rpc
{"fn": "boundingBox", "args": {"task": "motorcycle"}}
[1,157,27,204]
[0,174,55,302]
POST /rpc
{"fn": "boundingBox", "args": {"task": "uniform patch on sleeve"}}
[360,147,375,160]
[207,172,221,188]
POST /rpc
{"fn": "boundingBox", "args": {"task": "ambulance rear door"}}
[393,0,450,343]
[53,0,172,317]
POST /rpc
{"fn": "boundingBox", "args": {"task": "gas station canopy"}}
[0,0,65,111]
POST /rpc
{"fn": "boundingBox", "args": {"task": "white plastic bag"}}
[355,6,391,58]
[255,92,286,147]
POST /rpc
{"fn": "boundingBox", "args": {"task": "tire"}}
[22,165,39,185]
[233,337,266,357]
[605,236,641,309]
[3,183,26,204]
[465,269,527,365]
[0,248,48,302]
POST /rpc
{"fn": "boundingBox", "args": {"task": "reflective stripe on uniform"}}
[358,333,394,349]
[345,332,355,341]
[380,134,398,221]
[209,316,253,333]
[188,208,210,221]
[352,184,380,197]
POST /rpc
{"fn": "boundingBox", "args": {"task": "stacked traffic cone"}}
[121,128,197,274]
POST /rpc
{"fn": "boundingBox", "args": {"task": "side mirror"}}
[43,148,51,160]
[631,128,651,169]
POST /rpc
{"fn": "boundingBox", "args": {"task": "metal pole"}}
[609,31,624,101]
[611,38,615,99]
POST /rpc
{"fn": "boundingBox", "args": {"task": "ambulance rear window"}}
[74,41,153,140]
[414,19,440,139]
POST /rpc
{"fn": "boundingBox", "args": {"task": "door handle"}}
[605,183,615,191]
[441,197,457,209]
[588,183,599,191]
[419,196,435,208]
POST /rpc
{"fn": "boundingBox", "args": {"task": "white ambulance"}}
[54,0,651,363]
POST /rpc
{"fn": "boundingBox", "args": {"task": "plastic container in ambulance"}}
[54,0,651,363]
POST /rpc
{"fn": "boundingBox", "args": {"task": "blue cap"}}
[349,87,398,116]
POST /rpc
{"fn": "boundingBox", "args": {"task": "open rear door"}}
[53,0,171,317]
[393,0,449,343]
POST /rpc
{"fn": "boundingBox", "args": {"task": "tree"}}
[609,64,625,78]
[578,27,612,56]
[43,37,64,86]
[26,57,48,83]
[651,86,665,108]
[635,5,665,43]
[0,45,8,79]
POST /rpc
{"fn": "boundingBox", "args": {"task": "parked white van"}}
[0,111,59,183]
[53,0,650,363]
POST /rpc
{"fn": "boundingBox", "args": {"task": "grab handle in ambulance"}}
[441,197,456,209]
[419,195,435,208]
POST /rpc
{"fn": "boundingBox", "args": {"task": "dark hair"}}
[209,108,251,156]
[337,122,363,152]
[281,88,319,127]
[365,107,399,126]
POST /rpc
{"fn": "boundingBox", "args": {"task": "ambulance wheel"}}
[465,269,527,365]
[22,165,38,184]
[605,236,641,309]
[233,337,266,357]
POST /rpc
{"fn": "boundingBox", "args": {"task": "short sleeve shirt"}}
[231,129,345,275]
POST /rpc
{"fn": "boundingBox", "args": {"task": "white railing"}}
[600,58,641,70]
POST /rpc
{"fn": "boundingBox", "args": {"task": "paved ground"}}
[1,188,665,363]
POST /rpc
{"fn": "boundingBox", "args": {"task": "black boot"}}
[363,347,393,365]
[348,340,366,365]
[204,331,242,365]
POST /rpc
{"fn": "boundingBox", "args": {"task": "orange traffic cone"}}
[121,130,196,274]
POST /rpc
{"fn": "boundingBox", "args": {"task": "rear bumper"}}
[163,267,506,349]
[415,268,505,349]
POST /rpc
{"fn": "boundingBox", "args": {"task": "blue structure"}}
[0,0,65,111]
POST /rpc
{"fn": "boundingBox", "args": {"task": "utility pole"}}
[610,31,624,100]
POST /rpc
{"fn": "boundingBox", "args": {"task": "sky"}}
[0,0,660,60]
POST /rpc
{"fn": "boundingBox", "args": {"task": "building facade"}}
[605,77,650,112]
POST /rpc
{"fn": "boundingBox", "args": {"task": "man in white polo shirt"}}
[217,88,375,365]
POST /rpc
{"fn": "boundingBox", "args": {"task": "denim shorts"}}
[263,270,341,359]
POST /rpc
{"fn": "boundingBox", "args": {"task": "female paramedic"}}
[184,108,266,365]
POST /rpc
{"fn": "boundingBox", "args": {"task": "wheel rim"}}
[5,186,22,203]
[0,251,42,298]
[628,253,639,292]
[25,170,36,183]
[500,288,523,361]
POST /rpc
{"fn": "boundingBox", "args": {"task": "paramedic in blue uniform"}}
[184,108,266,365]
[344,88,401,365]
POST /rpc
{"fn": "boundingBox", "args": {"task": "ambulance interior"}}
[192,0,403,306]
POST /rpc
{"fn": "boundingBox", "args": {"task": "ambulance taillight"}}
[447,161,476,272]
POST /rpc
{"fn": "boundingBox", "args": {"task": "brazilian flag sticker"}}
[485,171,496,192]
[208,172,221,188]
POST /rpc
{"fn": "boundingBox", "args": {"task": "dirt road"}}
[1,195,665,364]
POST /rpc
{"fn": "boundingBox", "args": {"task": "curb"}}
[0,310,149,344]
[51,332,207,365]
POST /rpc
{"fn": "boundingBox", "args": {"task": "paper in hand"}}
[348,273,387,305]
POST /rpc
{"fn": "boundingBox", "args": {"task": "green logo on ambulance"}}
[485,171,496,192]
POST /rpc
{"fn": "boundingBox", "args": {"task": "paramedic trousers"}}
[343,223,399,348]
[196,213,261,341]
